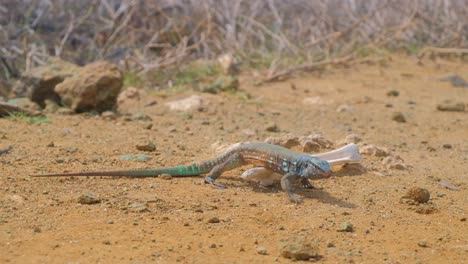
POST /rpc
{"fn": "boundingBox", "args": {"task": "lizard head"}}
[296,156,331,178]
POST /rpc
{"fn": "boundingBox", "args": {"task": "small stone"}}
[436,101,465,112]
[386,90,399,97]
[103,240,111,245]
[119,154,151,162]
[256,246,268,255]
[460,217,466,222]
[143,123,153,130]
[337,221,354,232]
[265,122,279,132]
[136,142,156,152]
[344,134,362,144]
[437,180,460,191]
[77,193,101,204]
[128,202,149,213]
[131,113,152,121]
[208,243,217,248]
[418,240,428,248]
[392,112,406,123]
[66,147,78,153]
[107,220,114,224]
[57,108,75,115]
[279,236,320,261]
[326,240,335,248]
[361,145,389,157]
[158,174,172,180]
[33,227,42,233]
[336,104,353,112]
[442,144,452,149]
[404,187,430,203]
[101,111,117,120]
[166,95,207,112]
[207,216,220,223]
[47,142,55,147]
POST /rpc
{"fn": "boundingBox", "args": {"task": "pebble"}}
[207,216,220,223]
[382,156,407,170]
[392,112,406,123]
[336,104,353,112]
[158,174,172,180]
[418,240,428,248]
[130,113,152,121]
[437,180,460,191]
[77,193,101,204]
[256,246,268,255]
[119,154,151,162]
[166,95,207,111]
[386,90,400,97]
[442,144,452,149]
[439,75,468,88]
[337,221,354,232]
[265,122,279,132]
[136,142,156,152]
[127,202,149,213]
[436,101,465,112]
[47,142,55,147]
[403,187,430,203]
[101,111,117,120]
[279,236,320,261]
[361,145,389,157]
[344,134,362,144]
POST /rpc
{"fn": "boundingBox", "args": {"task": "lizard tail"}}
[31,164,206,178]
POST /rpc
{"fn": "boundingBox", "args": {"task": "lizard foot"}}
[301,178,315,189]
[204,176,226,189]
[287,192,303,203]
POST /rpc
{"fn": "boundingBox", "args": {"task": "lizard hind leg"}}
[204,152,243,189]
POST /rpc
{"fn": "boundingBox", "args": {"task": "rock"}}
[382,155,407,170]
[343,134,362,144]
[279,236,321,261]
[336,104,353,112]
[403,187,430,203]
[57,108,75,115]
[12,57,78,106]
[256,246,268,255]
[166,95,208,111]
[43,99,60,113]
[436,101,465,112]
[119,154,151,162]
[361,145,389,157]
[337,221,354,232]
[207,216,220,223]
[418,240,428,248]
[437,180,460,191]
[265,122,279,132]
[117,87,143,104]
[203,75,239,93]
[442,143,452,149]
[130,113,152,121]
[264,134,300,148]
[299,134,334,151]
[7,98,41,112]
[136,142,156,152]
[392,112,406,123]
[439,75,468,88]
[77,193,101,204]
[55,61,123,113]
[386,90,400,97]
[302,96,332,106]
[101,111,117,120]
[158,174,172,180]
[128,202,149,213]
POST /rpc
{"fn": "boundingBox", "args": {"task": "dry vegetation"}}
[1,0,467,86]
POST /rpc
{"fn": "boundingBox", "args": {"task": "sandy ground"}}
[0,55,467,263]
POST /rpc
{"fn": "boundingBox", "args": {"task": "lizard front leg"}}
[301,178,315,189]
[280,172,302,203]
[204,152,242,189]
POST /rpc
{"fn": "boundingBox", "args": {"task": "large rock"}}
[12,57,78,106]
[55,61,123,112]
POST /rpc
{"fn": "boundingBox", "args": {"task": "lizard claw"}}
[287,192,303,203]
[204,176,226,189]
[301,178,315,189]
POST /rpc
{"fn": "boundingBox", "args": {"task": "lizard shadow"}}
[241,181,357,208]
[331,163,367,178]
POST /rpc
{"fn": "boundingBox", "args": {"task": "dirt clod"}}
[404,187,430,203]
[279,236,320,261]
[77,193,101,204]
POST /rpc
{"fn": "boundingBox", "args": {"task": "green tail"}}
[32,163,207,177]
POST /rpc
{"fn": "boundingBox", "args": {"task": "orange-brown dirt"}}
[1,56,467,263]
